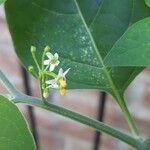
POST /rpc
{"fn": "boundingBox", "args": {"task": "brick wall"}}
[1,6,150,150]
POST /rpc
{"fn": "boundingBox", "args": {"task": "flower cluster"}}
[28,46,70,99]
[44,51,70,96]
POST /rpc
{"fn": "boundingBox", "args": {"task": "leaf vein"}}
[31,1,77,16]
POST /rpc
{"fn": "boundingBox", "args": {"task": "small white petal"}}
[44,60,50,65]
[58,68,63,77]
[54,53,59,59]
[46,79,55,84]
[50,64,56,71]
[52,83,59,89]
[47,85,52,88]
[63,68,70,76]
[46,79,59,89]
[56,60,60,66]
[46,52,53,60]
[48,84,59,89]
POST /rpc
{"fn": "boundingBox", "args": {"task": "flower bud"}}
[43,89,49,98]
[44,46,50,53]
[31,46,36,53]
[28,65,34,72]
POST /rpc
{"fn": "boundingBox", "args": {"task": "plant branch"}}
[0,71,19,95]
[12,94,141,149]
[0,70,142,149]
[74,0,139,139]
[115,94,139,138]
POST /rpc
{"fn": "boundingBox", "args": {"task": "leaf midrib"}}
[74,0,104,66]
[74,0,121,98]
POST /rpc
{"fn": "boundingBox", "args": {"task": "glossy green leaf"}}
[4,0,150,96]
[0,95,35,150]
[0,0,6,5]
[104,17,150,67]
[145,0,150,8]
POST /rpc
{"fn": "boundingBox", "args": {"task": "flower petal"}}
[47,84,59,89]
[58,68,63,77]
[46,52,53,59]
[46,79,59,89]
[56,60,60,66]
[54,53,59,59]
[49,82,59,88]
[46,79,55,84]
[44,60,50,65]
[47,85,54,88]
[50,64,55,72]
[52,83,59,89]
[64,68,70,76]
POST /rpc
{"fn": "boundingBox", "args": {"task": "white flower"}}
[45,68,70,96]
[56,68,70,81]
[44,52,60,71]
[46,79,59,89]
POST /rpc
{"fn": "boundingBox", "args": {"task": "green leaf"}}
[104,17,150,67]
[4,0,150,95]
[0,0,6,5]
[0,95,35,150]
[145,0,150,8]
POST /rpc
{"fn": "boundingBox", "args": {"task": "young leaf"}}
[4,0,150,96]
[0,95,35,150]
[104,17,150,67]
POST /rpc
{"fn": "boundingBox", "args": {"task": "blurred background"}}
[1,5,150,150]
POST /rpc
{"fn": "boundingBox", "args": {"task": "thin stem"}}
[39,76,47,103]
[28,66,38,78]
[42,53,46,71]
[42,46,50,70]
[31,47,41,72]
[0,71,18,95]
[120,100,139,138]
[74,0,139,140]
[12,94,141,149]
[44,65,49,71]
[0,70,142,148]
[44,71,57,78]
[117,96,139,138]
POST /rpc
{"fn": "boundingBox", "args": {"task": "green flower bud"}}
[28,65,38,78]
[43,89,49,98]
[44,46,50,53]
[31,46,36,53]
[28,65,34,72]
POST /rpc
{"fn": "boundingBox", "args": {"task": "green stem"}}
[28,66,38,78]
[42,46,50,70]
[39,76,47,103]
[12,94,140,149]
[44,71,57,78]
[117,95,139,138]
[74,0,139,139]
[31,47,41,72]
[0,71,18,95]
[0,70,141,149]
